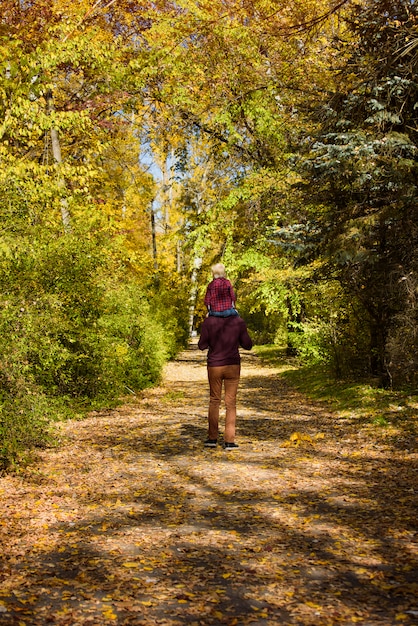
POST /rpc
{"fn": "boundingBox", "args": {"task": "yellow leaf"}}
[305,601,321,609]
[102,608,117,620]
[222,573,232,578]
[283,431,314,446]
[140,601,153,607]
[122,562,138,568]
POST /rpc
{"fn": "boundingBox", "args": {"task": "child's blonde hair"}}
[211,263,226,278]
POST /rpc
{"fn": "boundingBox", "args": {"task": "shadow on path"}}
[0,343,417,625]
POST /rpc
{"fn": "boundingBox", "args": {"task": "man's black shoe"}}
[204,439,217,447]
[224,442,239,450]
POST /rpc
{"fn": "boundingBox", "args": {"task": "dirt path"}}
[0,343,417,625]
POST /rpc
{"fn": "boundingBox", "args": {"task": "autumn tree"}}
[296,0,418,385]
[0,0,190,468]
[126,0,350,339]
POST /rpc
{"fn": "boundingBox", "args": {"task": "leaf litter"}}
[0,342,417,625]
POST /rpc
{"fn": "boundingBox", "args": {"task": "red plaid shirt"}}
[204,277,236,312]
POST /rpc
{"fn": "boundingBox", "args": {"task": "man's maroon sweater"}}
[198,315,253,366]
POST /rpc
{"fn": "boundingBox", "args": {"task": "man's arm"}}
[239,321,253,350]
[198,320,210,350]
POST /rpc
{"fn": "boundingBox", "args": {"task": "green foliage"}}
[293,0,418,385]
[0,228,185,470]
[282,363,418,430]
[0,5,192,471]
[147,275,190,359]
[287,319,328,365]
[0,392,70,471]
[255,344,418,432]
[240,305,286,345]
[98,284,169,396]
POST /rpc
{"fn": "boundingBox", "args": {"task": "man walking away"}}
[198,314,253,450]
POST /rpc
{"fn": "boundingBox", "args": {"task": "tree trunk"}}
[188,256,202,336]
[187,162,209,335]
[47,91,71,232]
[150,200,158,271]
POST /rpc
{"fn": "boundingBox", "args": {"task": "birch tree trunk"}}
[187,162,209,335]
[188,255,202,336]
[47,91,71,232]
[150,200,158,271]
[158,143,175,232]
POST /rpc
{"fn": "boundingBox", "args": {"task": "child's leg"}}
[218,308,239,317]
[209,308,239,317]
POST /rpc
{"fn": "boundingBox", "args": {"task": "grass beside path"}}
[0,341,417,625]
[254,344,418,443]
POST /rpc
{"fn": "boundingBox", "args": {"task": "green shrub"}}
[147,275,190,357]
[0,392,59,470]
[0,229,186,469]
[287,319,329,364]
[97,283,170,396]
[285,314,373,379]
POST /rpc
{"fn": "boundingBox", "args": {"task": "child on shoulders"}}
[204,263,238,318]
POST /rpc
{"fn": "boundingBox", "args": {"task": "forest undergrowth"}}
[0,342,417,625]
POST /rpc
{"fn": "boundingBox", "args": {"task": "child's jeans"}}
[208,308,238,317]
